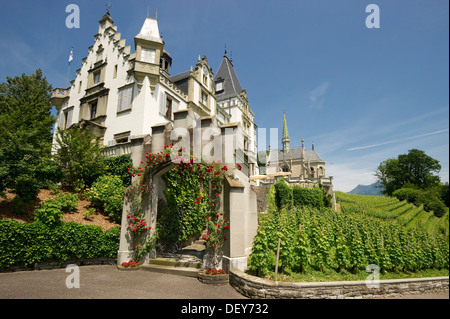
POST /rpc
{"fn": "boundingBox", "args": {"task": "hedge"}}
[273,179,293,209]
[0,220,120,269]
[292,186,324,209]
[393,187,447,217]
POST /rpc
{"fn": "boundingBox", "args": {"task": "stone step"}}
[149,257,202,269]
[142,264,201,278]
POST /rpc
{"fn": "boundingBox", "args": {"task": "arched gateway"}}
[117,108,258,272]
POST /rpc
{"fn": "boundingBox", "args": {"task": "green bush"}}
[392,188,422,206]
[13,174,40,201]
[422,195,447,218]
[292,186,324,209]
[85,175,125,223]
[104,154,133,187]
[393,187,447,217]
[34,157,63,189]
[0,219,120,268]
[274,179,293,210]
[34,192,79,226]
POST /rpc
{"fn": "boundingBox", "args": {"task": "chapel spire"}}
[282,112,290,152]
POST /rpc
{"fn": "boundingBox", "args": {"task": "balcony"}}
[51,88,70,108]
[101,142,132,158]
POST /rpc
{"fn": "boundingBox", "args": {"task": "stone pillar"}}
[222,169,258,272]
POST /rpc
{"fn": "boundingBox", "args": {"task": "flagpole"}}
[65,63,70,89]
[66,47,73,89]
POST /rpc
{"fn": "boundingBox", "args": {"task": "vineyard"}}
[248,185,449,278]
[336,192,449,236]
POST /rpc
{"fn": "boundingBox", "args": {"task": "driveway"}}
[0,265,245,299]
[0,265,447,299]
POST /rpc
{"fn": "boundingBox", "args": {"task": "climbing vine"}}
[126,143,241,263]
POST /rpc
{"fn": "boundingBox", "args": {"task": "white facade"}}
[52,12,258,175]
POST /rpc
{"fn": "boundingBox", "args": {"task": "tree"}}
[375,149,441,196]
[0,69,55,199]
[53,126,106,189]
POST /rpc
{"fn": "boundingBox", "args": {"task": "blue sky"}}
[0,0,448,192]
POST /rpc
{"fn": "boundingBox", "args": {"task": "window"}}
[159,93,179,120]
[165,97,172,119]
[94,72,101,85]
[78,81,82,93]
[63,108,73,129]
[89,102,97,119]
[118,86,133,112]
[216,82,223,92]
[114,132,130,144]
[96,50,103,62]
[113,65,118,78]
[201,91,207,105]
[140,48,155,64]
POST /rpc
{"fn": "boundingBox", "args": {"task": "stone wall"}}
[230,270,449,299]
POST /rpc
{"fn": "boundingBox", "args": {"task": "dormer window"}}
[216,82,223,92]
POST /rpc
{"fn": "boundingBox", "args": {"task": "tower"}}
[132,14,164,92]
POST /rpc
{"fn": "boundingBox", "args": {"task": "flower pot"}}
[198,272,229,285]
[117,261,142,270]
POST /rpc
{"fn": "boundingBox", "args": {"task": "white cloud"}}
[327,163,377,193]
[308,82,329,110]
[347,129,449,151]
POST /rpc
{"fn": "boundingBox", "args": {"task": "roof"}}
[278,148,324,162]
[135,17,163,43]
[214,55,243,98]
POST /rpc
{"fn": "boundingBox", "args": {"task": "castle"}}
[51,9,333,196]
[50,9,335,271]
[51,10,258,176]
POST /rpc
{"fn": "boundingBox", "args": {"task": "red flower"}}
[216,193,220,197]
[222,166,228,171]
[236,163,242,170]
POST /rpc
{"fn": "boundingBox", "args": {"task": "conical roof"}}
[214,54,243,98]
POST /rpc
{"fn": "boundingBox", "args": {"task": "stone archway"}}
[117,113,258,272]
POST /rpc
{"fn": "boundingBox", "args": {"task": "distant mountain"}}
[348,182,383,196]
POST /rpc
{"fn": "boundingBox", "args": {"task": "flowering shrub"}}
[121,260,141,268]
[204,268,226,275]
[127,214,151,235]
[125,143,243,264]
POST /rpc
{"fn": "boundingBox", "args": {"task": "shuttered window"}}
[118,85,133,112]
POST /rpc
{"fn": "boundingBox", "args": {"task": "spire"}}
[312,141,315,151]
[282,113,290,152]
[301,138,305,159]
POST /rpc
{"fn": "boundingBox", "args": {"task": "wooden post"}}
[275,237,281,281]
